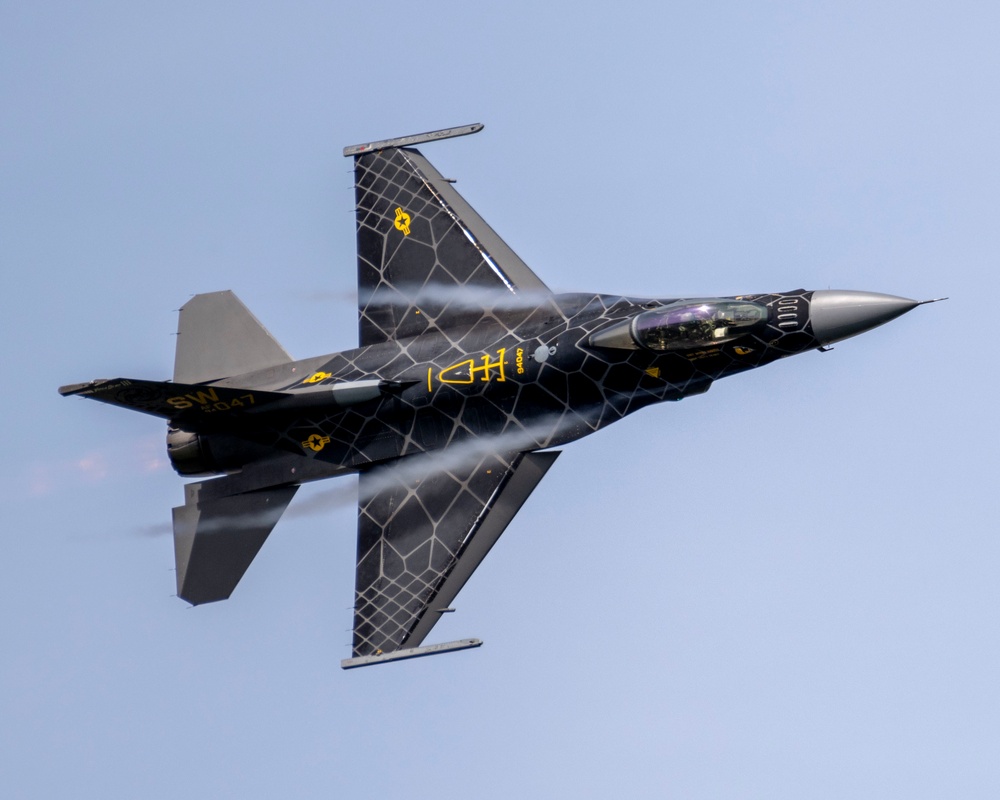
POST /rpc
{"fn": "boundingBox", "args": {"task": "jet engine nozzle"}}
[166,426,274,477]
[810,290,918,345]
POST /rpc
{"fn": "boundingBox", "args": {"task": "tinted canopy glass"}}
[632,301,767,351]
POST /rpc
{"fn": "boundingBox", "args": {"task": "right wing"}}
[351,448,560,659]
[346,124,552,346]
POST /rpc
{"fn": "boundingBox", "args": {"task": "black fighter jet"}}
[60,124,938,668]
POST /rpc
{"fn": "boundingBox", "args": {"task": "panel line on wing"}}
[353,139,552,346]
[351,449,559,657]
[400,149,518,295]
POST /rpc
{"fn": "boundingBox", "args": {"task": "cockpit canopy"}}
[632,301,767,351]
[588,300,768,352]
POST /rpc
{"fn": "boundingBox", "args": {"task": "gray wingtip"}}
[58,382,90,396]
[343,123,484,157]
[340,638,483,670]
[59,380,108,397]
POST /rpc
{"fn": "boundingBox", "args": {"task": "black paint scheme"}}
[59,126,886,663]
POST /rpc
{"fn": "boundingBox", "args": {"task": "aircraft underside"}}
[61,124,934,668]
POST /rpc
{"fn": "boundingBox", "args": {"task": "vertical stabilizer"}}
[174,290,292,384]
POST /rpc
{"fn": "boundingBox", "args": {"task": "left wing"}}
[346,124,552,347]
[349,449,560,664]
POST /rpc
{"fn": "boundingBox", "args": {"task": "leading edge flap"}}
[352,449,560,658]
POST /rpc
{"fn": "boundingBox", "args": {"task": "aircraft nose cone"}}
[810,290,918,345]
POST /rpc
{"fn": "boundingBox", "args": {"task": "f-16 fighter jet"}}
[60,124,939,668]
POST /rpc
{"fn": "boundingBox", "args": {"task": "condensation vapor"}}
[358,283,556,313]
[301,288,357,306]
[139,411,595,536]
[355,411,583,504]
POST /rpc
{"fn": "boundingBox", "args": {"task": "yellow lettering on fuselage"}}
[429,349,508,390]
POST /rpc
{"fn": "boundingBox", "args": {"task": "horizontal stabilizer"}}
[59,377,405,420]
[174,290,292,384]
[172,483,299,605]
[59,377,287,419]
[341,638,482,670]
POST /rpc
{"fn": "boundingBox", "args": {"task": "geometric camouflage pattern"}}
[354,145,551,346]
[351,146,554,655]
[62,126,902,662]
[353,450,516,655]
[354,449,540,656]
[343,148,820,656]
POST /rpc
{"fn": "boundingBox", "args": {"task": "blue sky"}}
[3,2,998,797]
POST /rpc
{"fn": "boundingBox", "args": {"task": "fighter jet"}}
[60,124,939,668]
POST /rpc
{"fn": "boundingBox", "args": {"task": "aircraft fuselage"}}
[61,124,934,663]
[176,288,914,480]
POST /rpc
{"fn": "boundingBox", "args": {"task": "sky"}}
[2,1,999,797]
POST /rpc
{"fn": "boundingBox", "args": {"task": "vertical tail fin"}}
[174,290,292,384]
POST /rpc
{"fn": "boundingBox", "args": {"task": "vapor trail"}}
[356,411,588,504]
[140,409,597,536]
[358,283,557,313]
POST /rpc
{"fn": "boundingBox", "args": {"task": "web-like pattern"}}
[78,140,823,656]
[354,147,549,346]
[352,450,519,656]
